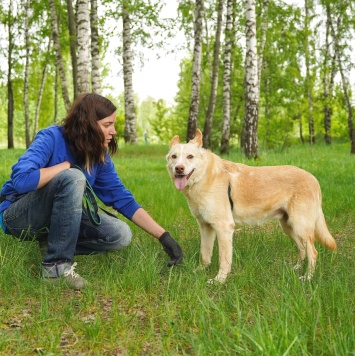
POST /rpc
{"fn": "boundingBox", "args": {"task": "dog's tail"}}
[315,211,337,251]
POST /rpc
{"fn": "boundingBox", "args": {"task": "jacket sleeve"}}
[92,156,141,220]
[10,129,55,194]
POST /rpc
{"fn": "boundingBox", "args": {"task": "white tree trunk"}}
[91,0,101,94]
[24,0,31,148]
[186,0,204,142]
[305,0,315,144]
[203,0,224,148]
[257,0,268,93]
[33,38,51,140]
[66,0,78,98]
[243,0,259,158]
[122,2,138,143]
[330,15,355,153]
[77,0,91,94]
[220,0,233,154]
[48,0,71,111]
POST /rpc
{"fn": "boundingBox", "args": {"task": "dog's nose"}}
[175,165,185,174]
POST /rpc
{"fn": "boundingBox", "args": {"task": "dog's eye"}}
[171,154,177,159]
[187,155,194,159]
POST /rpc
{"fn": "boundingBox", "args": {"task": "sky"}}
[103,2,186,105]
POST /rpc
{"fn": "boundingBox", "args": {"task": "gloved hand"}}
[159,231,183,267]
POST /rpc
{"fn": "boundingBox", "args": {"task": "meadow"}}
[0,142,354,355]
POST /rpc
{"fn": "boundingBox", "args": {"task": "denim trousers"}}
[3,168,132,264]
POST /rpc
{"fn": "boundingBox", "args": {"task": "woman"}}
[0,93,183,290]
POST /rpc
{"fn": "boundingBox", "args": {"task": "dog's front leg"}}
[198,221,216,270]
[210,224,234,284]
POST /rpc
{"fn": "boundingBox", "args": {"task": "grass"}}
[0,142,354,355]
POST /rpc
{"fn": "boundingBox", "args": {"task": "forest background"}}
[0,0,354,157]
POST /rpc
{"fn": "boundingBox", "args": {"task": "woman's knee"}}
[62,168,86,186]
[104,221,132,251]
[110,222,132,250]
[52,168,86,196]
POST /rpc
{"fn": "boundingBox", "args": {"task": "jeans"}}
[2,168,132,264]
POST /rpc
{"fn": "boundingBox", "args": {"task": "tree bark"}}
[77,0,91,94]
[257,0,268,94]
[48,0,71,111]
[322,3,333,145]
[33,39,51,140]
[330,16,355,154]
[24,0,31,148]
[243,0,259,159]
[186,0,204,142]
[54,64,59,123]
[7,0,14,149]
[66,0,78,99]
[304,0,315,144]
[91,0,101,94]
[220,0,233,154]
[122,1,138,143]
[203,0,224,149]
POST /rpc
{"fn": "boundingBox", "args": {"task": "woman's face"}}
[97,111,117,148]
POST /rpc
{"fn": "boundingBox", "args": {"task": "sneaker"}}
[42,262,88,290]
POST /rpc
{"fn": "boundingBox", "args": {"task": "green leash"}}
[71,164,118,226]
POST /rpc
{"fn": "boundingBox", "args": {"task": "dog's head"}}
[166,129,205,191]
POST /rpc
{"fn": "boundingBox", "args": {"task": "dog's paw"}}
[294,262,303,271]
[299,273,313,282]
[194,264,209,273]
[207,274,227,285]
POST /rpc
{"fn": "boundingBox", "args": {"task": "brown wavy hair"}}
[62,93,118,171]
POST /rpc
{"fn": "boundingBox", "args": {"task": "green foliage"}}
[0,143,355,354]
[0,0,354,153]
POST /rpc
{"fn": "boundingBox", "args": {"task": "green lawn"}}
[0,142,354,355]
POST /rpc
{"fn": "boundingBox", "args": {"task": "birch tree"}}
[33,39,52,140]
[330,14,355,154]
[66,0,78,98]
[122,0,138,143]
[257,0,268,93]
[186,0,204,142]
[91,0,101,93]
[77,0,91,95]
[242,0,259,158]
[23,0,31,148]
[5,0,15,148]
[304,0,315,144]
[220,0,233,154]
[203,0,224,149]
[48,0,71,111]
[321,2,335,145]
[53,65,59,123]
[107,0,165,143]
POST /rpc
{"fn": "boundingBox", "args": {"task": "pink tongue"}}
[174,176,188,190]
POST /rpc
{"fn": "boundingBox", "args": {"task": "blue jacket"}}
[0,125,141,220]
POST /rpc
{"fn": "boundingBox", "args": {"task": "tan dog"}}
[166,129,336,283]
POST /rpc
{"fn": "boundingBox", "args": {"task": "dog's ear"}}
[189,128,203,147]
[170,135,180,147]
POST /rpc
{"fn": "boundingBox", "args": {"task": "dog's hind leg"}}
[280,217,306,270]
[198,221,216,270]
[280,217,318,280]
[303,239,318,280]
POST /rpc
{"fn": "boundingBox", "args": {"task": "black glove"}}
[159,231,183,267]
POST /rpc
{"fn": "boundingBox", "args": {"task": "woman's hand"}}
[131,208,183,266]
[159,231,183,266]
